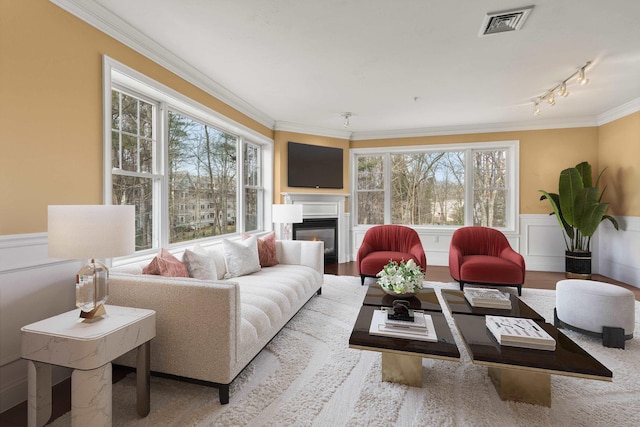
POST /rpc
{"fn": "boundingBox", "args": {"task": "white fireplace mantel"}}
[281,193,349,263]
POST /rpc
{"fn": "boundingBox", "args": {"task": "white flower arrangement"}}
[376,259,424,294]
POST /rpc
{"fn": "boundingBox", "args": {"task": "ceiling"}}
[57,0,640,138]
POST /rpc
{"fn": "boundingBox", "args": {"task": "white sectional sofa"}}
[108,239,324,404]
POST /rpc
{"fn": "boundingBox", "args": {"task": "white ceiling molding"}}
[597,97,640,126]
[275,121,352,140]
[349,116,599,141]
[49,0,275,130]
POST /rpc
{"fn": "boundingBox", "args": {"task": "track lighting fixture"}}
[577,66,589,85]
[532,61,591,116]
[341,112,352,127]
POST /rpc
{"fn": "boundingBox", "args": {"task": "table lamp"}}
[272,204,303,240]
[48,205,135,319]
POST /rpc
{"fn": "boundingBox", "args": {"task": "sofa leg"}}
[317,287,322,296]
[219,384,230,404]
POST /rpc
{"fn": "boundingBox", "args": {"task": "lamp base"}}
[79,303,107,320]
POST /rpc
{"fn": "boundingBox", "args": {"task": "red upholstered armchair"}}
[356,225,427,285]
[449,226,525,295]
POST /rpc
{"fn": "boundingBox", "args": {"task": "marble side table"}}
[21,305,156,427]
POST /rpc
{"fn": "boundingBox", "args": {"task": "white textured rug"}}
[50,275,640,426]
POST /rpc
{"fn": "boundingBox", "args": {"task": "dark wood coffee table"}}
[349,305,459,386]
[453,313,612,406]
[441,289,544,320]
[362,286,441,311]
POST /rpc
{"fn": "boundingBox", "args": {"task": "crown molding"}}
[597,97,640,126]
[349,116,599,141]
[274,121,352,140]
[50,0,275,130]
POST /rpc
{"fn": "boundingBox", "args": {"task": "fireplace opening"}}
[293,218,337,264]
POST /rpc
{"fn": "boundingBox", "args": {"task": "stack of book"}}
[368,309,437,342]
[464,287,512,309]
[486,315,556,351]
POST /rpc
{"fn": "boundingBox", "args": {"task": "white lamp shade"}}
[272,204,303,224]
[48,205,136,259]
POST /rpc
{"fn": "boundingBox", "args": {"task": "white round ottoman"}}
[555,279,635,349]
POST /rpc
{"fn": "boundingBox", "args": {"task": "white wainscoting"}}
[598,216,640,286]
[0,234,77,412]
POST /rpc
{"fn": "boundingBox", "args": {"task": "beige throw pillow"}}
[222,236,261,278]
[183,243,218,280]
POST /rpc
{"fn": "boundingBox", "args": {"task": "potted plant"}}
[539,161,619,278]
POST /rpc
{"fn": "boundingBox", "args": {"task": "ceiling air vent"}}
[479,6,534,36]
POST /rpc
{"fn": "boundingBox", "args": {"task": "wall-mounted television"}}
[287,142,344,189]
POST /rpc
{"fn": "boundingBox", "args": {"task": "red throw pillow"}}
[143,248,189,277]
[242,232,279,267]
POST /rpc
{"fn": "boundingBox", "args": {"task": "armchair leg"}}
[459,282,464,292]
[360,275,366,286]
[517,285,522,296]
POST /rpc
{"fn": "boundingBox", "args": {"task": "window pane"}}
[473,150,507,227]
[121,134,137,172]
[357,191,384,224]
[168,112,237,243]
[391,152,464,225]
[244,144,259,187]
[244,188,258,231]
[112,175,154,251]
[357,156,384,190]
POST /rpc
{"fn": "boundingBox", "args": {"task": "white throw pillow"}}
[222,236,261,278]
[183,243,218,280]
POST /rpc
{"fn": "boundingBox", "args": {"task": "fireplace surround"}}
[281,193,349,263]
[293,218,338,263]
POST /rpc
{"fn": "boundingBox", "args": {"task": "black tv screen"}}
[288,142,343,189]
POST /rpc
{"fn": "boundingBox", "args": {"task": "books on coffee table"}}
[464,288,512,309]
[486,315,556,351]
[368,309,438,342]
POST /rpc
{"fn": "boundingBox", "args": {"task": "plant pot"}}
[565,250,591,279]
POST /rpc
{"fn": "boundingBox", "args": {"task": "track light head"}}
[577,67,589,85]
[341,112,352,127]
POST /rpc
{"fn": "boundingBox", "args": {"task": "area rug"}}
[50,275,640,426]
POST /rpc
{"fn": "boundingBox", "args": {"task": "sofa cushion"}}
[233,264,322,355]
[183,244,218,280]
[459,255,524,284]
[243,232,278,267]
[222,236,261,278]
[143,248,189,277]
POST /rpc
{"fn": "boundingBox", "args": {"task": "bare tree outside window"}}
[356,156,384,224]
[111,90,156,250]
[354,144,514,229]
[473,150,507,227]
[168,112,238,243]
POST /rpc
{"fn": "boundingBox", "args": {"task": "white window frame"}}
[103,56,274,258]
[351,140,519,233]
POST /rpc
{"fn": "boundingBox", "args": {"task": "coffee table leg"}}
[136,341,151,417]
[381,353,422,387]
[488,367,551,407]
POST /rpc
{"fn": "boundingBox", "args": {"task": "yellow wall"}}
[0,1,637,236]
[0,0,270,235]
[352,127,600,215]
[598,111,640,217]
[273,131,350,204]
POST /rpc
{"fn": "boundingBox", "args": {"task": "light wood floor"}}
[2,262,637,426]
[326,261,640,300]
